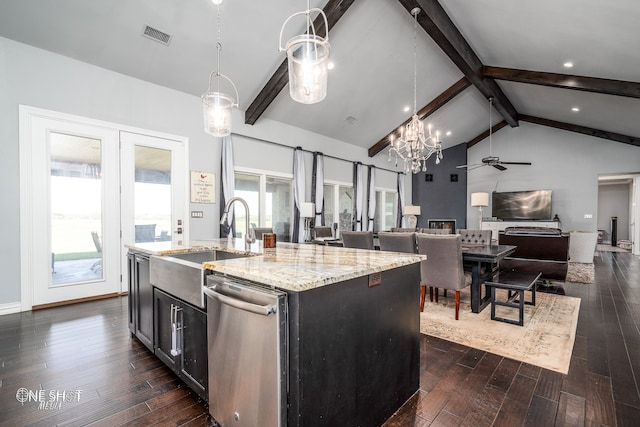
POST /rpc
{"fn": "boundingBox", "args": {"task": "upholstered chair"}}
[253,227,274,240]
[418,228,451,235]
[341,231,375,250]
[391,227,417,232]
[569,231,598,263]
[456,229,492,245]
[417,234,472,320]
[378,231,417,254]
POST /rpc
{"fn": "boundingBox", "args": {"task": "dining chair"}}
[313,226,333,239]
[391,227,416,232]
[378,231,417,253]
[341,231,375,250]
[417,234,472,319]
[253,227,274,240]
[418,228,451,235]
[456,229,492,245]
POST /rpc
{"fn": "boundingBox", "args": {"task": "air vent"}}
[142,25,172,46]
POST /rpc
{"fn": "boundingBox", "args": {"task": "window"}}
[375,189,398,231]
[323,182,353,237]
[234,169,292,242]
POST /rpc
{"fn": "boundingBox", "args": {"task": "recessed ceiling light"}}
[403,106,411,113]
[445,131,452,136]
[571,106,580,112]
[563,61,574,68]
[327,62,335,70]
[344,116,357,124]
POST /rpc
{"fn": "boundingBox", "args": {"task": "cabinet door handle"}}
[170,304,183,357]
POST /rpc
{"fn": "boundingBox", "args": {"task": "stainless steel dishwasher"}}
[204,274,287,427]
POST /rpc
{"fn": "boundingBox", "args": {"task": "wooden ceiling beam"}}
[368,77,471,157]
[520,115,640,147]
[465,120,508,149]
[244,0,355,125]
[483,66,640,99]
[396,0,519,127]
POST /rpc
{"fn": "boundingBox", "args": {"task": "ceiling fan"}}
[457,98,532,171]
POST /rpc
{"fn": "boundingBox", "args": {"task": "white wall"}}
[0,36,410,306]
[466,122,640,232]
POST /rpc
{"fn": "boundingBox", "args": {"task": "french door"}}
[20,107,187,309]
[120,131,187,251]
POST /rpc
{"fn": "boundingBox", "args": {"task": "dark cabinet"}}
[154,288,208,400]
[128,252,153,351]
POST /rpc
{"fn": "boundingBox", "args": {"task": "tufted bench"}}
[487,270,542,326]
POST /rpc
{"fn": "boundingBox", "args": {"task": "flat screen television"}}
[491,190,552,221]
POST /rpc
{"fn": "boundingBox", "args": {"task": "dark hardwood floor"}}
[0,250,638,426]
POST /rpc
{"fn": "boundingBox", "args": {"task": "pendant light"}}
[201,0,239,137]
[279,0,331,104]
[388,8,443,174]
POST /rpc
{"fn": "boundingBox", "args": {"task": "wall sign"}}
[190,171,215,204]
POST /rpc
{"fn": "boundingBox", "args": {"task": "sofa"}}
[498,227,570,280]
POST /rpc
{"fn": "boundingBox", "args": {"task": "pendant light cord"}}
[215,4,222,92]
[412,10,418,115]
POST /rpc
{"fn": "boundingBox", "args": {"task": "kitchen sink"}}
[167,250,250,263]
[150,250,254,308]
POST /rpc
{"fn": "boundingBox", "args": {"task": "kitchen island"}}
[127,238,423,427]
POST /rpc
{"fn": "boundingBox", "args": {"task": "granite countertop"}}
[126,238,424,292]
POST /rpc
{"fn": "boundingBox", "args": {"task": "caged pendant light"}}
[388,8,443,174]
[201,0,239,137]
[279,0,331,104]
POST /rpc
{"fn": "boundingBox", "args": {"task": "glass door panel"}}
[324,184,335,227]
[134,146,172,243]
[234,173,260,239]
[338,185,354,235]
[266,177,292,242]
[50,132,103,286]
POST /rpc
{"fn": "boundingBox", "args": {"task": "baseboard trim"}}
[32,292,120,311]
[0,302,23,316]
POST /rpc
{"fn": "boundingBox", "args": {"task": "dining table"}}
[462,244,517,313]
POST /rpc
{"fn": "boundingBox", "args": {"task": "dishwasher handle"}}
[203,285,277,316]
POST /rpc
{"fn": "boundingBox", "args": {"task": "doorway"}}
[20,106,187,310]
[598,173,639,255]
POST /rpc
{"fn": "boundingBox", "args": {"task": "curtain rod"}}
[231,132,404,175]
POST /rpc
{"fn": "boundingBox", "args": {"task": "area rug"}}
[596,243,630,253]
[566,261,594,283]
[420,288,580,374]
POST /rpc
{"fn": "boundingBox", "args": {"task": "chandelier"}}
[279,0,331,104]
[201,0,239,137]
[388,7,443,174]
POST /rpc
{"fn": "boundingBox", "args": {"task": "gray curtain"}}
[220,135,235,237]
[312,152,324,227]
[353,162,364,231]
[292,147,306,243]
[367,166,376,231]
[397,172,405,228]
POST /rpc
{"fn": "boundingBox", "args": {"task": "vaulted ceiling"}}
[1,0,639,159]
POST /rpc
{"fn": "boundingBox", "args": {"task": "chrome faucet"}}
[220,197,256,247]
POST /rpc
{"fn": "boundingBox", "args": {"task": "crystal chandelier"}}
[279,0,331,104]
[388,7,443,174]
[201,0,239,137]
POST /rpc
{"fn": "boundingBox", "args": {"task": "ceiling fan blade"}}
[457,162,485,170]
[493,164,507,171]
[465,164,486,171]
[499,161,532,165]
